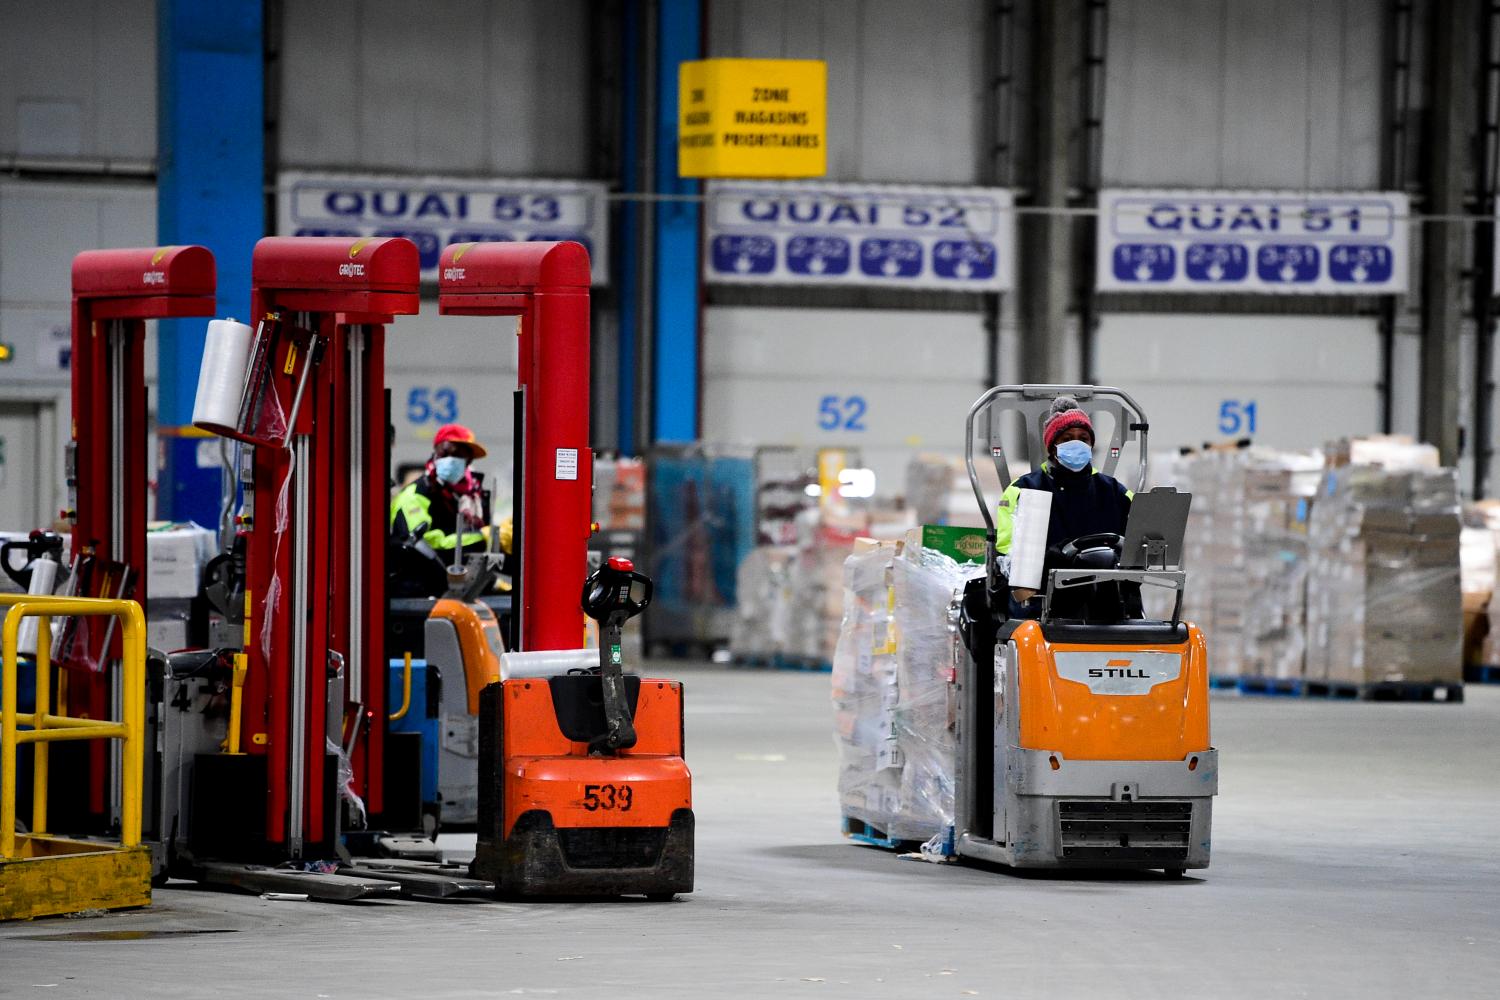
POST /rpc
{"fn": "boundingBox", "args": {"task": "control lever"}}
[579,557,654,754]
[1,530,67,591]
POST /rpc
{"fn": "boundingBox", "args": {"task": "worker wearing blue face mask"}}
[389,423,493,597]
[994,397,1134,615]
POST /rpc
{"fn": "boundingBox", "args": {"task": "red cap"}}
[433,423,487,459]
[607,557,635,572]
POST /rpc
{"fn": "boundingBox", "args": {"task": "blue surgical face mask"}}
[1055,439,1093,472]
[434,455,468,485]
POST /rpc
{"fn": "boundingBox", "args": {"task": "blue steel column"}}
[651,0,702,444]
[156,0,264,524]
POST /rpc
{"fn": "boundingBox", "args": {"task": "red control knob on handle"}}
[607,556,635,572]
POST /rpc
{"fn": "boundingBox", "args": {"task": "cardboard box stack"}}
[145,522,216,651]
[832,528,983,843]
[1158,447,1321,679]
[1304,440,1463,686]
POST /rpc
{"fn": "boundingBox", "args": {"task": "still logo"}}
[1088,657,1148,679]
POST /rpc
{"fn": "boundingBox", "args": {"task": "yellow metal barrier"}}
[0,594,149,920]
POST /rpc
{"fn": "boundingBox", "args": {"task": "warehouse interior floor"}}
[3,664,1496,999]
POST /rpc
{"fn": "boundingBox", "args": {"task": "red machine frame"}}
[68,245,216,821]
[238,236,419,856]
[438,241,593,652]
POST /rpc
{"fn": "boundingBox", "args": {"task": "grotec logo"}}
[340,237,372,278]
[443,242,476,282]
[142,246,171,285]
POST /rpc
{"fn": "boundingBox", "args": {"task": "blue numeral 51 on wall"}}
[1218,399,1257,435]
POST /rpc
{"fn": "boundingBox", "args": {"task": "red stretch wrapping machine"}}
[69,245,216,816]
[437,241,593,653]
[244,236,418,849]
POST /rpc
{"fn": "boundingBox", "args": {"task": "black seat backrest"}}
[547,674,643,743]
[1040,621,1188,646]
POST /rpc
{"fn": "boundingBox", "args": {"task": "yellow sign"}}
[678,58,826,179]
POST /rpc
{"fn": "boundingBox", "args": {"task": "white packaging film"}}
[191,318,254,434]
[15,556,59,656]
[1006,488,1053,589]
[500,648,597,679]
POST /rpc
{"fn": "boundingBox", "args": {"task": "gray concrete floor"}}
[3,664,1498,999]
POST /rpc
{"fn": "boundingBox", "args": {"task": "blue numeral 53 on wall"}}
[408,386,459,424]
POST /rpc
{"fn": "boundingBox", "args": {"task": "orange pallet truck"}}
[953,385,1216,876]
[471,556,693,898]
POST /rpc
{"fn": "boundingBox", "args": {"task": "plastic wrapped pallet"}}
[831,540,901,834]
[1305,456,1462,685]
[888,543,981,841]
[729,546,796,659]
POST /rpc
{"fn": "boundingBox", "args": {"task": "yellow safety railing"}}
[0,595,146,860]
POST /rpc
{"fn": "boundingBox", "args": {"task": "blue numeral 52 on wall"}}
[819,395,867,431]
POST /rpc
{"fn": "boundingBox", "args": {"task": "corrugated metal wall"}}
[707,0,987,184]
[279,0,594,177]
[1103,0,1383,189]
[0,0,157,164]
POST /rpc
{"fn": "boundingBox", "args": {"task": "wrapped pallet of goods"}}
[833,528,983,846]
[1304,438,1463,691]
[831,540,901,839]
[1165,446,1320,683]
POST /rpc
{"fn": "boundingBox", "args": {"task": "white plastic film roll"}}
[499,648,597,680]
[192,318,253,434]
[1006,488,1053,590]
[16,556,59,656]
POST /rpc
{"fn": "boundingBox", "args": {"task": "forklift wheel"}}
[646,893,676,902]
[1163,868,1185,879]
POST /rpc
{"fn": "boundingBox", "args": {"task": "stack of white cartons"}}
[1305,439,1462,686]
[831,540,901,835]
[145,522,217,651]
[1164,447,1320,679]
[1239,453,1322,679]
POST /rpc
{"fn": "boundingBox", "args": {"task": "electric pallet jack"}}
[953,385,1217,876]
[470,555,693,898]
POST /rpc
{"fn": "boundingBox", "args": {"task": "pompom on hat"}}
[1042,396,1095,451]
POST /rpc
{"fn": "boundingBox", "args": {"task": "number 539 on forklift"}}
[471,557,693,899]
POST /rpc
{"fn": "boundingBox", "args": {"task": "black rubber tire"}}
[1163,868,1185,879]
[646,892,677,902]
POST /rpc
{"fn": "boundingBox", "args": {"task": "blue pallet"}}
[1304,679,1464,703]
[1236,676,1304,698]
[732,654,833,673]
[1464,664,1500,684]
[841,816,903,849]
[1208,675,1240,690]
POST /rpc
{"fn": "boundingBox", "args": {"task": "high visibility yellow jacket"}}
[995,463,1133,555]
[389,476,486,554]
